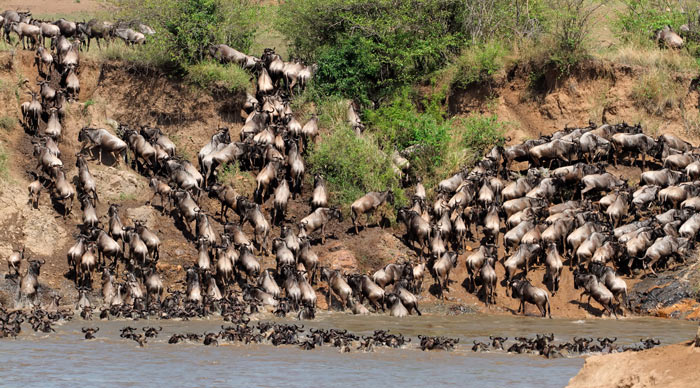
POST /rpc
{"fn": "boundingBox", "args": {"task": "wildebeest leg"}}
[537,302,546,317]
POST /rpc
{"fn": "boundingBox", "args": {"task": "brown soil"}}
[449,60,700,146]
[567,341,700,388]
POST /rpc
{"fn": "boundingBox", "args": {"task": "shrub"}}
[363,89,505,191]
[112,0,259,68]
[277,0,466,104]
[365,88,450,170]
[458,114,507,158]
[546,0,601,73]
[616,0,691,46]
[186,61,251,93]
[313,36,383,106]
[451,42,507,88]
[307,125,403,207]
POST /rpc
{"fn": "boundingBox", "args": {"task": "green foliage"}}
[307,124,403,207]
[616,0,692,45]
[278,0,466,104]
[112,0,259,68]
[451,42,507,88]
[186,61,251,93]
[118,192,137,201]
[458,114,507,158]
[82,99,95,116]
[546,0,601,74]
[218,162,240,184]
[362,89,505,191]
[313,36,382,106]
[366,88,450,170]
[0,116,16,132]
[276,0,553,104]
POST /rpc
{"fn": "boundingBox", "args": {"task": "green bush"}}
[458,114,507,156]
[365,88,450,170]
[363,90,505,191]
[277,0,465,104]
[277,0,552,103]
[313,35,383,106]
[307,124,403,207]
[112,0,259,68]
[451,42,507,88]
[546,0,601,74]
[616,0,691,45]
[186,61,252,93]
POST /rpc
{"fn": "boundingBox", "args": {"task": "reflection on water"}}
[2,313,695,388]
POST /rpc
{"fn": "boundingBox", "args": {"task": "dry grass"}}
[604,44,700,74]
[681,107,700,139]
[586,81,616,124]
[631,68,687,115]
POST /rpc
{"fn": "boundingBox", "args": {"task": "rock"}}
[105,118,119,131]
[0,182,68,257]
[327,248,358,271]
[126,206,158,229]
[91,165,147,201]
[629,264,697,318]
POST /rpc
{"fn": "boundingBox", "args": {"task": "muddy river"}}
[2,313,696,387]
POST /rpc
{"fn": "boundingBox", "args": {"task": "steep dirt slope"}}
[449,60,700,146]
[0,51,247,305]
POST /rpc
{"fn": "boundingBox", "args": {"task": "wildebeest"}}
[510,278,551,318]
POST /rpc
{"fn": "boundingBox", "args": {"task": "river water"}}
[2,312,696,387]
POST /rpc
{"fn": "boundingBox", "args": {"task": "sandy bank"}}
[567,338,700,388]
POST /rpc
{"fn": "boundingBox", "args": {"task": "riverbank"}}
[567,339,700,388]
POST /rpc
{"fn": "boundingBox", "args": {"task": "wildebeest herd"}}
[1,300,663,357]
[1,10,153,52]
[4,5,700,355]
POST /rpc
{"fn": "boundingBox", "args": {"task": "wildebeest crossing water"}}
[2,313,696,388]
